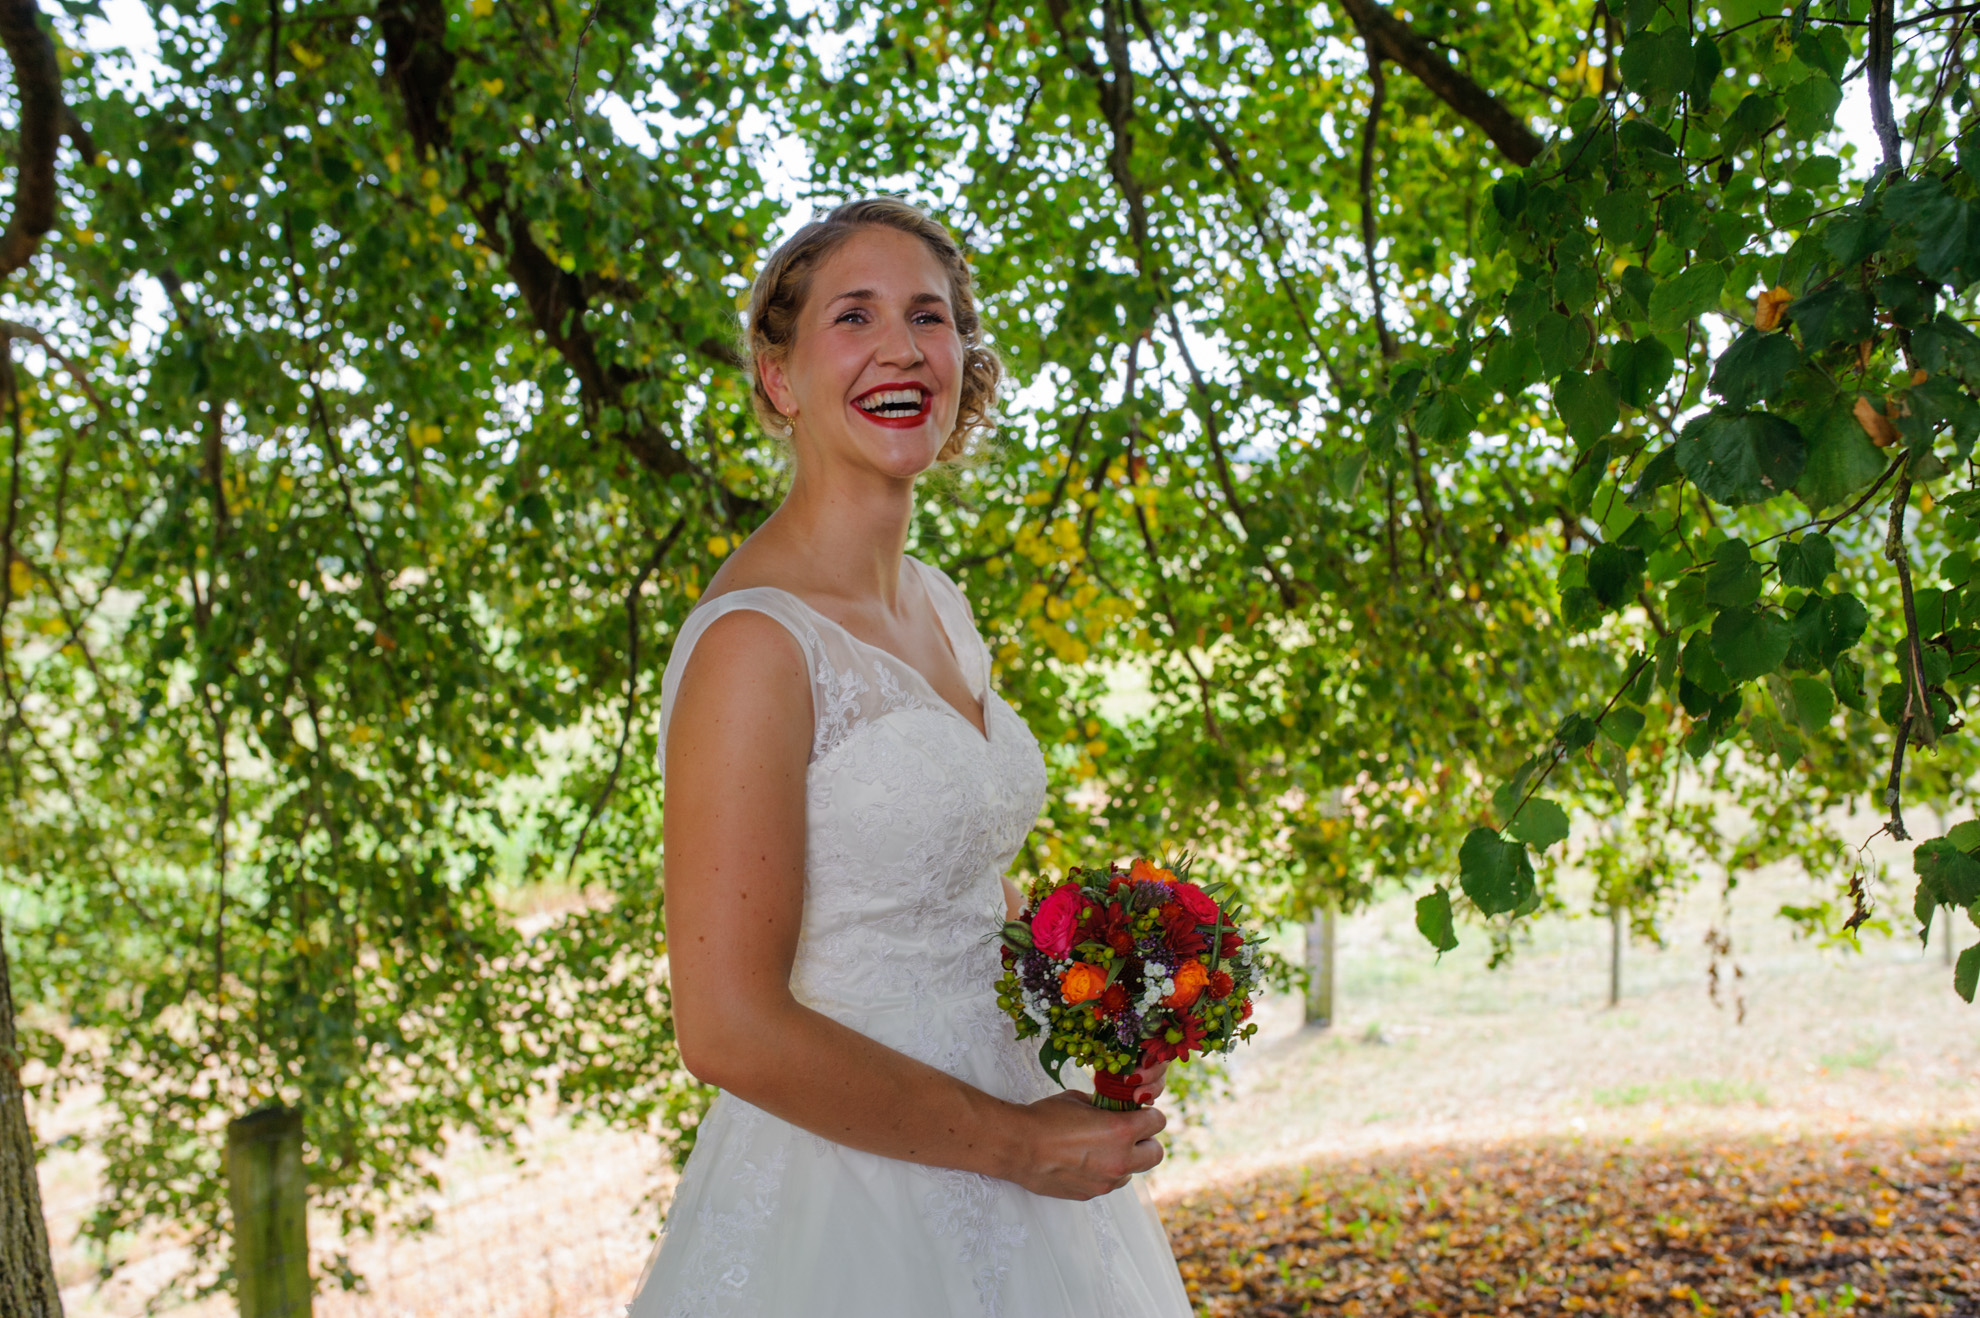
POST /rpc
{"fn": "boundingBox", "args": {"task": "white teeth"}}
[857,388,926,416]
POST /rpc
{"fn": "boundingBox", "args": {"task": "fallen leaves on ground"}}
[1165,1128,1978,1317]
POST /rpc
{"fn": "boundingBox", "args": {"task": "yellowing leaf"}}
[470,0,493,13]
[427,193,447,217]
[1753,285,1792,331]
[480,77,504,96]
[1852,395,1898,448]
[8,559,31,597]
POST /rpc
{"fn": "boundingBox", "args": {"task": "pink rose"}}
[1031,884,1085,959]
[1171,882,1219,925]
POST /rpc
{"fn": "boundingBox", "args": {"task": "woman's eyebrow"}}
[823,289,951,308]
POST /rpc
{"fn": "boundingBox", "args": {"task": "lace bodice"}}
[657,556,1050,1069]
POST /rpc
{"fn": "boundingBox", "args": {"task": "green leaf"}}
[1711,606,1793,682]
[1688,36,1722,105]
[1783,74,1842,140]
[1039,1037,1072,1086]
[1627,444,1682,504]
[1587,543,1647,608]
[1788,674,1834,729]
[1793,398,1888,511]
[1821,208,1893,266]
[1596,739,1631,796]
[1815,593,1869,666]
[1556,369,1621,445]
[1649,261,1725,331]
[1917,837,1980,908]
[1681,631,1734,694]
[1593,190,1657,249]
[1776,532,1836,589]
[1459,828,1536,917]
[1505,797,1571,850]
[1554,712,1599,754]
[1710,329,1800,408]
[1675,410,1808,506]
[1415,886,1459,954]
[1787,285,1874,350]
[1956,945,1979,1004]
[1600,705,1646,748]
[1618,27,1695,98]
[1832,655,1866,710]
[1747,713,1804,763]
[1704,538,1763,607]
[1536,312,1592,378]
[1949,821,1980,851]
[1610,337,1676,408]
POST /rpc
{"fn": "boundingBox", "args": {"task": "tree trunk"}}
[0,914,64,1318]
[225,1108,312,1318]
[1304,906,1337,1028]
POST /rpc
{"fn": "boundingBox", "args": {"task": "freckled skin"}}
[661,227,1168,1200]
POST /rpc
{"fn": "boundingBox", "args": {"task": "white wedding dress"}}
[629,556,1193,1318]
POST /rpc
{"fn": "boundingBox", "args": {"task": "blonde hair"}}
[744,197,1001,461]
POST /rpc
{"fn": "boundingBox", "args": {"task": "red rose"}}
[1208,969,1234,1000]
[1172,882,1219,925]
[1031,884,1084,958]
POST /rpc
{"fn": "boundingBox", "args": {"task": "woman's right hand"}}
[1009,1090,1168,1200]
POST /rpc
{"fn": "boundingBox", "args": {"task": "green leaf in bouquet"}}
[1039,1038,1073,1087]
[1000,920,1035,951]
[1416,885,1459,955]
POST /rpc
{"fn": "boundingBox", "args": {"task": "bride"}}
[629,197,1194,1316]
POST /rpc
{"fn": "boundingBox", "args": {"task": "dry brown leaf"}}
[1165,1130,1980,1318]
[1854,394,1899,448]
[1754,285,1793,331]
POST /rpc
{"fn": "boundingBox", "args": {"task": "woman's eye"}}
[835,310,868,324]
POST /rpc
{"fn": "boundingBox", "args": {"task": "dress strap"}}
[657,589,828,777]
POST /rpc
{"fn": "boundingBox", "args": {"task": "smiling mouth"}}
[854,386,931,420]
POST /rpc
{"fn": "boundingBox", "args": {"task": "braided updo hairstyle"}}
[744,197,1001,461]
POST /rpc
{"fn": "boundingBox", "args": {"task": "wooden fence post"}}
[1304,905,1336,1028]
[225,1107,311,1318]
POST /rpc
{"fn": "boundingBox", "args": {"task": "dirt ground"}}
[36,847,1980,1318]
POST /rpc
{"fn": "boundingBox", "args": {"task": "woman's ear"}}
[757,351,798,421]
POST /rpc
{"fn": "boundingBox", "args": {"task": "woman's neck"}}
[754,461,918,610]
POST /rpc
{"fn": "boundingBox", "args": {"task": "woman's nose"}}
[875,315,924,367]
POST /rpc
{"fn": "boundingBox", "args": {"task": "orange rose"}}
[1129,857,1177,886]
[1163,959,1210,1009]
[1060,961,1108,1005]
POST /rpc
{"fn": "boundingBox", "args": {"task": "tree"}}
[2,0,1975,1297]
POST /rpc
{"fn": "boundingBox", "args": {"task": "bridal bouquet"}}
[994,856,1264,1111]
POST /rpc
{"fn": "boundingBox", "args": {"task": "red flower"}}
[1097,901,1135,954]
[1219,930,1244,959]
[1172,882,1219,925]
[1098,984,1129,1017]
[1208,969,1234,1000]
[1144,1013,1209,1063]
[1161,904,1207,956]
[1031,884,1084,958]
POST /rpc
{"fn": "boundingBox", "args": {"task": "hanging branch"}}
[564,515,688,882]
[1356,37,1400,365]
[1334,0,1547,166]
[1881,473,1933,842]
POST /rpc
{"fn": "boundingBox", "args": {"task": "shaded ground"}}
[1166,1129,1979,1317]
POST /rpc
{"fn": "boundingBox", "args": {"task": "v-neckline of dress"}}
[752,575,993,746]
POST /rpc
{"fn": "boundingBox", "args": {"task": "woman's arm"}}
[664,610,1166,1200]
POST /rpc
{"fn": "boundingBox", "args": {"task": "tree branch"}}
[0,0,65,280]
[1335,0,1547,167]
[1866,0,1904,182]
